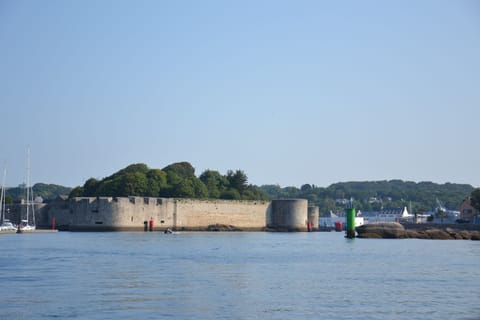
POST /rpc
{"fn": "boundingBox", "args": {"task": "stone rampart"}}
[174,198,271,231]
[43,197,302,231]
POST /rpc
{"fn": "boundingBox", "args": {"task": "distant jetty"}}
[356,222,480,240]
[0,229,58,235]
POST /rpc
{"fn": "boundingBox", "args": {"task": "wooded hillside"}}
[260,180,474,213]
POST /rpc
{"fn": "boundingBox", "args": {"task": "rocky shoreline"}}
[356,222,480,240]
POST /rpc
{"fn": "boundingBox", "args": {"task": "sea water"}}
[0,232,478,320]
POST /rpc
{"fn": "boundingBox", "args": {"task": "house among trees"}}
[459,196,479,223]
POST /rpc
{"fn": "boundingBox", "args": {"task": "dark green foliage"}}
[118,172,148,196]
[162,162,195,179]
[68,162,268,201]
[220,189,241,200]
[83,178,99,197]
[471,188,480,210]
[260,180,474,214]
[67,163,472,211]
[5,184,24,201]
[241,185,269,201]
[69,186,84,198]
[6,183,72,203]
[226,170,248,193]
[199,170,228,198]
[191,178,209,198]
[172,179,196,198]
[115,163,149,176]
[76,163,169,198]
[146,169,167,197]
[32,183,72,200]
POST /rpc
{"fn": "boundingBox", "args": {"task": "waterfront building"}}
[459,196,480,223]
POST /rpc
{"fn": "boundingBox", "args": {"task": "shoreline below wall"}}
[0,229,58,234]
[57,224,309,232]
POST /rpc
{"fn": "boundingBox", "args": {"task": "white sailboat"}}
[0,165,17,231]
[20,148,36,231]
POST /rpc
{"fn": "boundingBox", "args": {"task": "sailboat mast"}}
[25,147,30,224]
[0,166,6,224]
[26,147,35,226]
[23,147,36,226]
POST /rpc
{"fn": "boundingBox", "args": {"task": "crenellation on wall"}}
[40,196,309,231]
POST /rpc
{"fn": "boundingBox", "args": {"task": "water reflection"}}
[0,232,479,319]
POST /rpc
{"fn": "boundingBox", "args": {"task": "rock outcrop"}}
[357,222,407,239]
[356,222,480,240]
[206,224,242,231]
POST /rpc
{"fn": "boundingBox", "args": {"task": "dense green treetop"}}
[68,162,268,201]
[163,162,196,179]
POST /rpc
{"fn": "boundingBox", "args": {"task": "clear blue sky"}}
[1,0,479,188]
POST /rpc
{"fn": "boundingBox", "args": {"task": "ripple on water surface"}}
[0,232,479,320]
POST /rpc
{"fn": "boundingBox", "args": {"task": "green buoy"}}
[346,207,356,238]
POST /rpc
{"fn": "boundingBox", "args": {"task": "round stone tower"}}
[269,199,308,231]
[308,206,319,231]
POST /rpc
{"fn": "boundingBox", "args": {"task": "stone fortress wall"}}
[38,197,316,232]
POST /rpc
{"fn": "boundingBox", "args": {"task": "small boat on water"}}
[20,220,35,231]
[0,220,17,232]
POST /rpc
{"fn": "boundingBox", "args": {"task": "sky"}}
[0,0,479,188]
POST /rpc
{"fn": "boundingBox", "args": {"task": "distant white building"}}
[319,211,364,228]
[360,206,413,223]
[335,198,350,205]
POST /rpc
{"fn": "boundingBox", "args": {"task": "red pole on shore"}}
[149,217,154,232]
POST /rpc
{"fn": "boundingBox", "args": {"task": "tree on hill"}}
[146,169,168,197]
[226,170,248,193]
[162,162,195,179]
[69,186,84,198]
[68,162,268,201]
[115,163,149,176]
[6,183,72,203]
[471,189,480,210]
[260,180,474,214]
[83,178,99,197]
[160,162,208,198]
[199,170,228,198]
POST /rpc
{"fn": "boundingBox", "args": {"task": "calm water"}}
[0,232,479,320]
